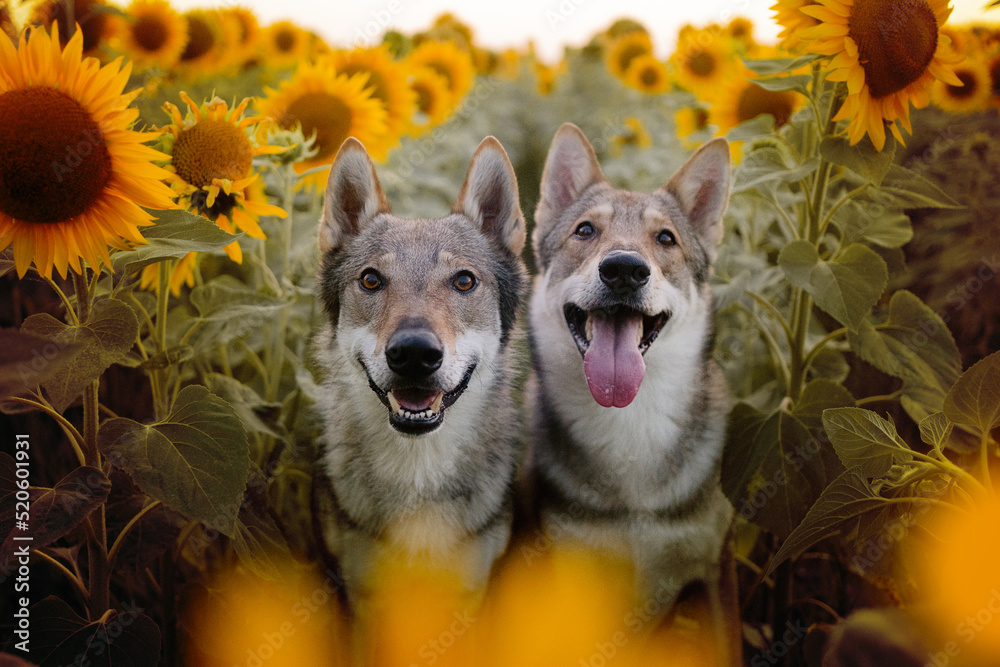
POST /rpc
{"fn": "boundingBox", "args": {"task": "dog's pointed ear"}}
[453,136,526,256]
[660,137,731,253]
[318,138,391,254]
[535,123,604,240]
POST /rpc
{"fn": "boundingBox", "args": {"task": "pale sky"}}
[171,0,996,61]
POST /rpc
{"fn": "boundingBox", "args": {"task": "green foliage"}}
[98,385,250,536]
[110,209,241,277]
[20,299,139,412]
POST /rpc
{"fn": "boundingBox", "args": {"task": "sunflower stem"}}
[152,261,172,420]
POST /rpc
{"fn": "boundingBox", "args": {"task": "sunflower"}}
[799,0,964,151]
[177,9,226,75]
[606,31,653,79]
[1,5,15,40]
[623,54,670,94]
[34,0,111,54]
[328,45,416,147]
[988,54,1000,103]
[675,106,711,149]
[261,20,310,70]
[258,62,388,187]
[218,6,260,69]
[407,40,476,105]
[932,58,992,112]
[670,31,736,94]
[726,18,756,48]
[771,0,823,51]
[708,64,805,134]
[158,93,287,264]
[0,25,176,279]
[110,0,187,71]
[535,60,562,95]
[610,117,652,156]
[407,66,454,135]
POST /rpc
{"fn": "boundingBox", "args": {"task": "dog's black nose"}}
[599,251,650,296]
[386,327,444,378]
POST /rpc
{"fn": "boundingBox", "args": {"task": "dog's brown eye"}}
[574,222,596,238]
[656,230,677,247]
[453,271,478,292]
[359,269,383,291]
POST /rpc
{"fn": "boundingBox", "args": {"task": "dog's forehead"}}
[350,214,492,269]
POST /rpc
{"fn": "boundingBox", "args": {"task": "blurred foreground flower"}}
[914,497,1000,664]
[0,23,175,278]
[799,0,964,150]
[184,566,346,667]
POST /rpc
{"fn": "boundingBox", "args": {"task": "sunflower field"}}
[2,0,1000,665]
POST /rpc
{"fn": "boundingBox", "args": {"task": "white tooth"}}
[431,394,443,413]
[585,316,593,342]
[389,393,401,415]
[636,321,643,347]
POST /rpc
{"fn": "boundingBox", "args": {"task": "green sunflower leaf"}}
[876,164,963,209]
[778,241,887,333]
[742,54,823,76]
[820,133,896,186]
[20,299,139,412]
[98,385,250,536]
[822,407,912,477]
[943,351,1000,436]
[111,209,242,277]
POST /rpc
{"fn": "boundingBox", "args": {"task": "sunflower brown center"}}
[341,65,390,105]
[133,14,168,51]
[180,16,214,61]
[0,87,112,223]
[275,29,295,53]
[989,58,1000,96]
[279,93,352,161]
[737,84,796,127]
[414,82,436,114]
[616,43,647,74]
[172,119,253,187]
[640,66,660,87]
[947,70,978,99]
[424,62,455,91]
[848,0,938,98]
[687,50,717,78]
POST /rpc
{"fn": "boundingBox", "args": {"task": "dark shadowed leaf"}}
[0,652,39,666]
[30,596,159,667]
[98,385,250,536]
[943,351,1000,436]
[822,408,912,477]
[779,241,887,332]
[105,497,182,579]
[20,300,138,412]
[1,467,110,565]
[229,468,293,581]
[110,209,241,276]
[767,467,891,575]
[848,290,961,423]
[918,412,954,452]
[0,330,83,401]
[793,380,856,431]
[204,373,283,437]
[722,403,775,503]
[820,134,896,186]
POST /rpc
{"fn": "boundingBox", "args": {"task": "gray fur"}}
[312,137,527,607]
[526,123,738,660]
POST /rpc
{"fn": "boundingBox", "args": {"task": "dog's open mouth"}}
[366,365,476,436]
[563,304,670,409]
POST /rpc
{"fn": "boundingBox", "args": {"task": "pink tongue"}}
[583,313,646,408]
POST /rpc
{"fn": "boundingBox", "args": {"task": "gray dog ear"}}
[534,123,604,246]
[453,136,526,256]
[659,137,731,255]
[318,138,391,254]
